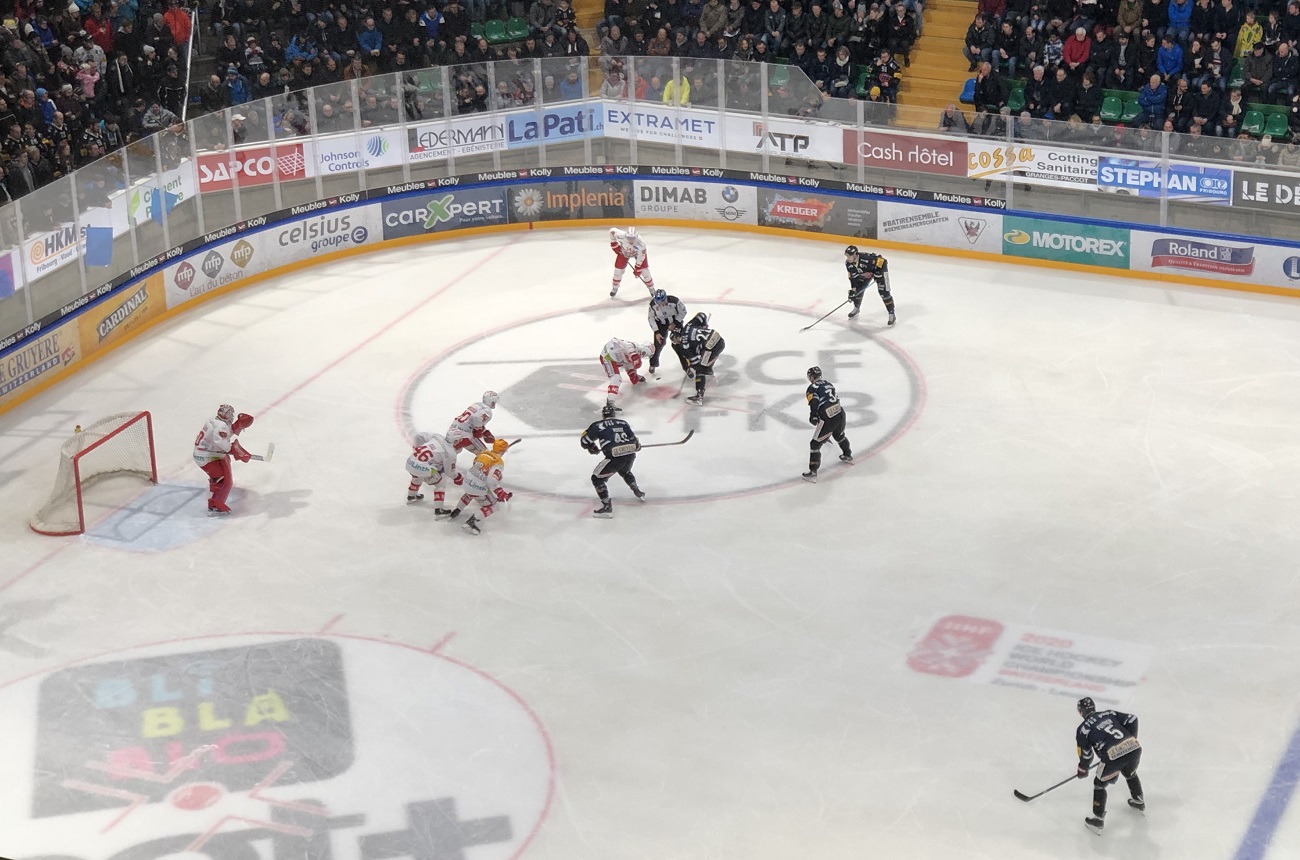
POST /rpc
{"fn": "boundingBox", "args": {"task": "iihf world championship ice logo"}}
[402,302,924,501]
[0,634,553,860]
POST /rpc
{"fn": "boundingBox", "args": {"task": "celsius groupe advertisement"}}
[5,164,1300,414]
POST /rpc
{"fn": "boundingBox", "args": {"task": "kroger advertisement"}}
[1130,229,1300,289]
[1097,158,1232,203]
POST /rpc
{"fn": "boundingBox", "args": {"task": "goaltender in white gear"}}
[446,390,498,453]
[600,338,650,410]
[445,439,513,535]
[193,404,254,514]
[405,431,458,515]
[609,227,655,298]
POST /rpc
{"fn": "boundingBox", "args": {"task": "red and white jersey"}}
[446,401,494,445]
[406,432,457,481]
[193,417,234,465]
[602,338,643,369]
[461,456,505,499]
[610,228,647,263]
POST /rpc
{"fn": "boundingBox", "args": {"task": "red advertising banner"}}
[842,130,967,176]
[197,144,310,191]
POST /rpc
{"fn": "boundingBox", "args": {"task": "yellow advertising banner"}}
[78,273,166,359]
[0,317,82,409]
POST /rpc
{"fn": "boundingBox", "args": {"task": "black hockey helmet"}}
[844,245,859,257]
[602,403,618,419]
[807,366,822,383]
[689,311,709,328]
[1077,697,1096,718]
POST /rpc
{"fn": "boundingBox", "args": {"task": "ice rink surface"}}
[2,226,1300,860]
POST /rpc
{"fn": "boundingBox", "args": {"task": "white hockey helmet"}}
[217,404,235,423]
[626,226,637,238]
[482,390,500,408]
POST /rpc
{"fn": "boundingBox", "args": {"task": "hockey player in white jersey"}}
[405,431,458,515]
[446,390,499,453]
[647,289,689,375]
[445,439,513,535]
[609,227,655,298]
[600,337,651,412]
[193,404,255,514]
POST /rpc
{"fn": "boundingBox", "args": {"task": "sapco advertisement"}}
[0,634,553,860]
[756,188,876,238]
[505,180,634,223]
[1001,215,1130,269]
[381,188,508,239]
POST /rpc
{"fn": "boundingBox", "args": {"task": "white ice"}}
[2,226,1300,860]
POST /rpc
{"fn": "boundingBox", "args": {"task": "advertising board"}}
[164,233,265,309]
[967,141,1098,189]
[1001,215,1130,268]
[757,188,876,237]
[632,180,758,224]
[1096,158,1232,204]
[1130,229,1300,289]
[505,179,634,223]
[843,129,968,177]
[197,143,311,191]
[876,201,1003,253]
[381,188,509,238]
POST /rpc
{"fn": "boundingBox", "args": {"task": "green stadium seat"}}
[1007,80,1025,112]
[1228,61,1245,90]
[470,22,484,39]
[855,67,871,98]
[1242,109,1265,135]
[484,19,509,44]
[507,16,530,40]
[1100,95,1123,122]
[1119,92,1140,123]
[769,65,789,86]
[1264,112,1290,138]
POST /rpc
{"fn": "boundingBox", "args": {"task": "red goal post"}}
[29,411,158,536]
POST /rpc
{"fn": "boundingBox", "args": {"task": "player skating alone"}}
[581,403,645,518]
[600,337,651,412]
[1075,697,1144,834]
[675,312,725,405]
[405,431,457,515]
[647,289,689,376]
[447,390,499,453]
[609,227,655,298]
[802,366,852,483]
[845,245,896,326]
[193,404,255,514]
[445,439,513,535]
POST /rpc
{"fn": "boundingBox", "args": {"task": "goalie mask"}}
[217,404,235,423]
[482,390,499,409]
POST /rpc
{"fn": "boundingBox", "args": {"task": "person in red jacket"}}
[163,0,193,48]
[1063,26,1092,77]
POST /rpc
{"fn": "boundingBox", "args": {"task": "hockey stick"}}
[248,443,276,462]
[640,430,694,448]
[800,300,851,332]
[671,372,692,399]
[1013,763,1098,802]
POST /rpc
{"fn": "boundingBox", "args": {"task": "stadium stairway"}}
[895,0,977,128]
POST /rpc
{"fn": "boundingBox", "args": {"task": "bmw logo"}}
[1284,256,1300,280]
[721,186,739,203]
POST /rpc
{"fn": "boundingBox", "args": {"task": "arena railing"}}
[1,55,1295,344]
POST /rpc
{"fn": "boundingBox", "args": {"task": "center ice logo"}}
[2,634,553,860]
[402,303,923,501]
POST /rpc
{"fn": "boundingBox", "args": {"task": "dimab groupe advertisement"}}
[505,179,634,223]
[756,187,876,238]
[631,179,758,224]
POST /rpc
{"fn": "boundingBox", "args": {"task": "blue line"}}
[1233,717,1300,860]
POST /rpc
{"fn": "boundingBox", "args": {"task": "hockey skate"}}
[839,453,854,464]
[407,493,424,504]
[801,470,818,483]
[208,501,231,515]
[593,501,614,518]
[433,508,454,517]
[686,394,704,405]
[441,508,460,520]
[888,312,896,326]
[1128,798,1145,813]
[609,285,619,298]
[462,515,481,535]
[631,485,646,501]
[847,306,860,319]
[605,402,622,413]
[648,363,658,376]
[1084,816,1105,834]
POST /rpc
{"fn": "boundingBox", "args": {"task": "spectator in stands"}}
[992,20,1019,77]
[1043,64,1075,117]
[700,0,728,40]
[1268,41,1298,103]
[1190,77,1223,131]
[1075,69,1103,117]
[1168,0,1193,45]
[973,60,1007,109]
[663,68,690,103]
[141,99,179,134]
[938,103,970,132]
[1043,29,1064,70]
[1262,8,1284,54]
[979,0,1006,26]
[199,73,229,113]
[1219,86,1245,136]
[827,2,852,51]
[1168,74,1194,129]
[1215,0,1245,54]
[1157,33,1183,80]
[1023,63,1049,114]
[1134,71,1168,126]
[887,3,915,66]
[965,12,995,71]
[1243,40,1272,101]
[1236,9,1261,56]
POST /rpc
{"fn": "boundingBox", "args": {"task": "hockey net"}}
[29,411,158,536]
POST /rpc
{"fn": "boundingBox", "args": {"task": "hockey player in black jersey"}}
[647,289,689,376]
[1075,697,1144,834]
[803,366,853,483]
[675,312,726,405]
[580,403,646,518]
[845,245,896,326]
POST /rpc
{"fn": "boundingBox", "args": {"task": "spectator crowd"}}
[950,0,1300,162]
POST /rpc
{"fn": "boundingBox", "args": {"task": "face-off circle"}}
[401,301,924,502]
[0,634,553,860]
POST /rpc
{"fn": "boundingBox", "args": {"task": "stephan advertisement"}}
[1001,215,1130,269]
[632,180,758,224]
[757,188,876,238]
[1096,158,1232,204]
[505,179,633,223]
[382,187,508,238]
[876,201,1002,254]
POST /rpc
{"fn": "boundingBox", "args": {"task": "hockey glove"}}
[232,413,255,435]
[629,372,644,385]
[453,472,465,486]
[231,440,252,463]
[494,487,512,503]
[481,429,496,444]
[1076,764,1090,779]
[809,415,819,425]
[685,367,695,378]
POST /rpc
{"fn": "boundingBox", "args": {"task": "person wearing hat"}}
[229,113,248,145]
[1243,39,1273,101]
[224,64,250,105]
